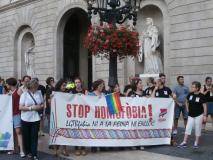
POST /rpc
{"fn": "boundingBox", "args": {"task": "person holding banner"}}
[129,78,146,98]
[151,78,173,98]
[109,83,124,97]
[88,79,105,153]
[71,77,88,95]
[88,79,105,98]
[54,79,69,157]
[5,78,25,158]
[178,81,207,149]
[123,84,133,97]
[128,78,145,150]
[151,78,176,146]
[71,77,88,156]
[144,77,155,97]
[19,79,44,160]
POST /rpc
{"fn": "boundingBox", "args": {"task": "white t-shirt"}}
[19,90,44,122]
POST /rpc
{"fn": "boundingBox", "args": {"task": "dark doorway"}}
[63,14,79,80]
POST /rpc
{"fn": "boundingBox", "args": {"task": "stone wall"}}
[168,0,213,86]
[0,0,88,83]
[0,0,212,88]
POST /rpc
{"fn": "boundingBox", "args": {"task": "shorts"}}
[13,114,21,128]
[175,104,188,119]
[207,102,213,115]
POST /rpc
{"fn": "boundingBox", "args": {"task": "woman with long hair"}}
[54,79,69,157]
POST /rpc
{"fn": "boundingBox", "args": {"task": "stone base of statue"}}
[139,73,159,78]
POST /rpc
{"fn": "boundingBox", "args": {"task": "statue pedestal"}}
[139,74,159,78]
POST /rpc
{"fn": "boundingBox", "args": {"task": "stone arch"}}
[53,2,88,79]
[54,3,91,87]
[14,25,35,78]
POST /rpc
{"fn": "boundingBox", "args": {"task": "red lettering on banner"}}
[141,106,147,118]
[101,106,106,119]
[67,104,72,118]
[85,105,90,118]
[126,106,132,119]
[94,105,151,119]
[95,106,100,118]
[78,105,84,118]
[148,104,153,121]
[66,104,91,118]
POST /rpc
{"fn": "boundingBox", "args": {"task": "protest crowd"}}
[0,73,212,160]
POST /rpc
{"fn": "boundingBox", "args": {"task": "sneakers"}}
[7,151,14,155]
[139,146,145,150]
[33,156,39,160]
[172,129,178,135]
[20,152,25,158]
[177,142,187,148]
[74,150,81,156]
[193,142,199,149]
[81,150,87,156]
[38,131,45,136]
[193,144,199,149]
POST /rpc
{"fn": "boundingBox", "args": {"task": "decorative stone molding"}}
[0,0,40,13]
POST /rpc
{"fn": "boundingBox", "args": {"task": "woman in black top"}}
[129,78,146,97]
[123,84,133,97]
[201,77,213,130]
[178,81,207,149]
[151,78,173,98]
[109,83,124,96]
[205,84,213,128]
[54,79,69,157]
[129,78,145,150]
[71,77,87,156]
[144,77,155,97]
[45,77,55,126]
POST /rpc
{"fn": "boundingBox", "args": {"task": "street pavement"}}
[0,122,212,160]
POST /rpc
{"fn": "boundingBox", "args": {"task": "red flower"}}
[84,24,139,59]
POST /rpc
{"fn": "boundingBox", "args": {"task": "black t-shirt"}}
[186,92,206,117]
[145,86,155,96]
[45,85,54,108]
[38,85,46,97]
[71,89,86,95]
[155,86,172,98]
[129,91,146,97]
[204,85,213,102]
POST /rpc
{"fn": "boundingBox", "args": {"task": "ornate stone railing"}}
[0,0,39,13]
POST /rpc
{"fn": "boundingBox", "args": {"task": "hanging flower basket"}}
[84,24,140,59]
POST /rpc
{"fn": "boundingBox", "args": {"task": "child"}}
[178,81,207,149]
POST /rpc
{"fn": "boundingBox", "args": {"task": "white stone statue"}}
[25,41,35,77]
[138,17,163,74]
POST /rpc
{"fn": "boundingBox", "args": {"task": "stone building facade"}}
[0,0,213,88]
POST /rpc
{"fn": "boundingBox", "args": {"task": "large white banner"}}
[0,95,14,150]
[50,92,175,147]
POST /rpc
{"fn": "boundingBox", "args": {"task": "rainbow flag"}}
[105,92,123,114]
